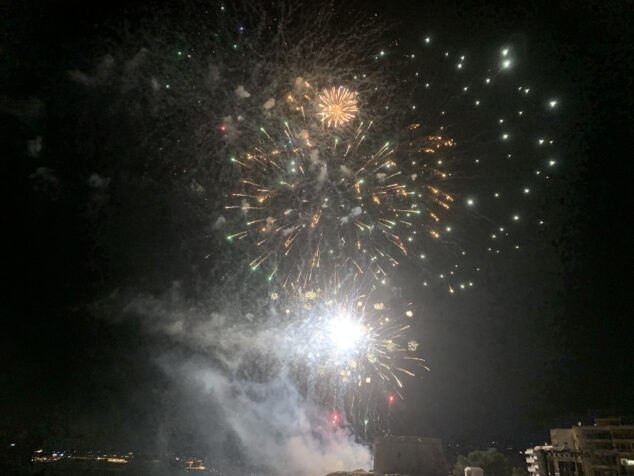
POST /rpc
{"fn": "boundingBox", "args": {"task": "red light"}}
[332,412,339,423]
[388,395,395,403]
[220,126,226,131]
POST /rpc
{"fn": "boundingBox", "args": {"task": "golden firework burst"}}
[318,86,359,127]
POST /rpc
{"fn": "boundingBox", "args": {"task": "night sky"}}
[2,0,633,464]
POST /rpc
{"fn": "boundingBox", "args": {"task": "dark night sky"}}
[2,0,633,458]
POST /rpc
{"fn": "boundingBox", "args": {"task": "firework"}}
[318,86,359,127]
[70,2,559,294]
[225,98,459,287]
[222,41,559,292]
[69,2,562,441]
[275,281,427,407]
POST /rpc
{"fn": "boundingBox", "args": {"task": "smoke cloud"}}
[121,288,372,475]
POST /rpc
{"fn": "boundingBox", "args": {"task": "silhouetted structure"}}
[374,435,447,476]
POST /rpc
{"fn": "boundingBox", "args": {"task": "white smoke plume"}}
[122,289,372,475]
[235,85,251,99]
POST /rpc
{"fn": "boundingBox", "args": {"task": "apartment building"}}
[525,418,634,476]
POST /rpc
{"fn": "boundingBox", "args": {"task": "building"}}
[526,418,634,476]
[526,444,584,476]
[526,445,560,476]
[374,435,448,476]
[526,445,546,476]
[465,466,484,476]
[572,417,634,476]
[551,429,575,449]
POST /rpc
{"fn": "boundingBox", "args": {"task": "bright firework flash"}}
[271,278,428,431]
